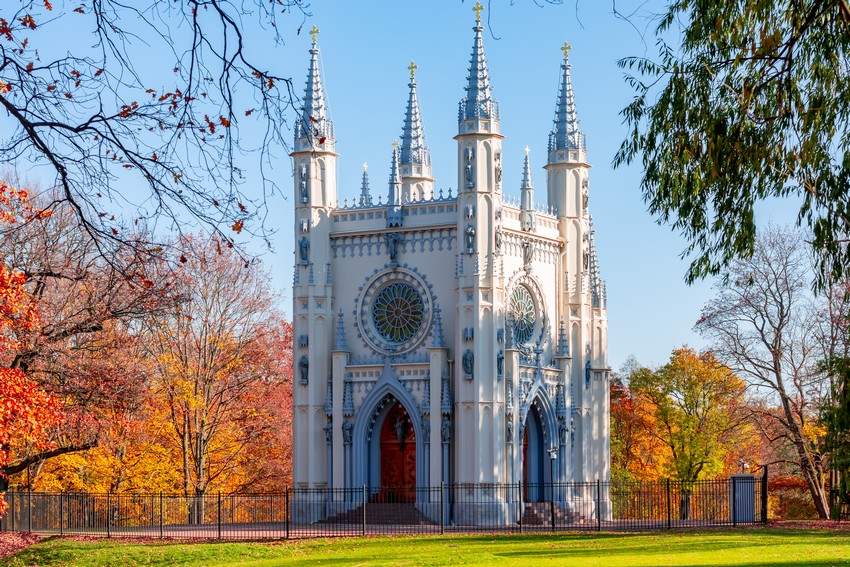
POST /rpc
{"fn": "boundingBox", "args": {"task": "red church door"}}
[379,401,416,502]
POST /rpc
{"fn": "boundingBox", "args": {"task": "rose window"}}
[372,282,424,344]
[509,285,536,344]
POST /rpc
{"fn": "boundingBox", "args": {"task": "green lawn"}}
[3,529,850,566]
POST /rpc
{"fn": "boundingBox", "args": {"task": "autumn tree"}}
[628,347,747,519]
[614,0,850,287]
[0,189,170,490]
[141,235,289,521]
[0,1,308,251]
[610,363,670,481]
[0,182,60,512]
[695,226,834,518]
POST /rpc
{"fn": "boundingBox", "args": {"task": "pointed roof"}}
[295,26,334,145]
[548,42,584,154]
[400,62,431,167]
[359,162,372,206]
[388,142,402,205]
[521,146,534,191]
[588,216,605,308]
[459,6,498,121]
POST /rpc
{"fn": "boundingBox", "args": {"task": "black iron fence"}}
[0,475,767,540]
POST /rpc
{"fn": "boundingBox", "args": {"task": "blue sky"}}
[16,0,799,372]
[256,1,797,371]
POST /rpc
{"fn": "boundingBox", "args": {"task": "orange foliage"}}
[0,183,60,515]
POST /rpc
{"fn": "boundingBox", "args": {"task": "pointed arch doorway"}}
[379,400,416,502]
[522,403,548,502]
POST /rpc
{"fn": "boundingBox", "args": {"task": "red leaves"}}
[0,82,10,95]
[118,101,138,118]
[219,116,231,128]
[19,15,37,31]
[43,0,53,10]
[0,19,12,41]
[204,115,216,134]
[231,219,244,233]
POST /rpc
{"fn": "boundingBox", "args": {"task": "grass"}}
[3,529,850,566]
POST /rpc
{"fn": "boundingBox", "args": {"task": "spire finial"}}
[472,1,484,22]
[560,41,571,60]
[309,25,320,45]
[363,162,368,172]
[525,145,530,156]
[408,60,417,79]
[392,139,398,150]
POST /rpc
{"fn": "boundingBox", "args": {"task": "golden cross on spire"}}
[408,60,417,79]
[363,162,368,172]
[472,1,484,22]
[560,41,571,59]
[392,139,399,150]
[309,25,320,45]
[525,145,530,156]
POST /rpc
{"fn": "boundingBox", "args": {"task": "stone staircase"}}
[521,502,590,526]
[321,502,436,526]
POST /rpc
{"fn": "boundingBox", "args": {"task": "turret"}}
[545,42,589,219]
[294,26,335,154]
[399,61,434,201]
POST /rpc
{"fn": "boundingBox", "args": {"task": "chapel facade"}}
[291,9,610,521]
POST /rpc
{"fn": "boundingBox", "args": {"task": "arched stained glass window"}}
[509,285,536,344]
[372,282,424,344]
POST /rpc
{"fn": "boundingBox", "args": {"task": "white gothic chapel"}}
[291,7,610,522]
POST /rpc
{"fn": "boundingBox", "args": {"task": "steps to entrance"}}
[521,502,591,526]
[321,503,436,526]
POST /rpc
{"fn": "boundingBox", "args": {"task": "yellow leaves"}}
[0,81,11,94]
[231,219,243,234]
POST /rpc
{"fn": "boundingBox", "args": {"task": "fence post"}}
[106,492,111,538]
[285,486,290,540]
[551,485,556,532]
[518,482,524,533]
[596,479,602,532]
[159,492,164,539]
[361,485,367,537]
[59,493,64,536]
[440,482,445,535]
[27,490,32,533]
[665,479,671,530]
[761,465,769,525]
[732,476,737,527]
[217,492,222,540]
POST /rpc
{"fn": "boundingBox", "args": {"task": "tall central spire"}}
[459,2,498,122]
[295,25,334,149]
[400,61,430,168]
[548,41,584,160]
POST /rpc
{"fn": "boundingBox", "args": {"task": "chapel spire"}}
[588,216,605,308]
[459,1,499,124]
[386,141,403,227]
[548,41,584,163]
[520,146,536,232]
[359,162,372,206]
[295,25,334,151]
[400,61,430,168]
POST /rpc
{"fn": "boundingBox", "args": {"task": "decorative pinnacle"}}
[363,162,368,172]
[472,1,484,21]
[525,145,530,156]
[560,41,571,59]
[309,25,320,45]
[408,60,417,79]
[392,139,398,150]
